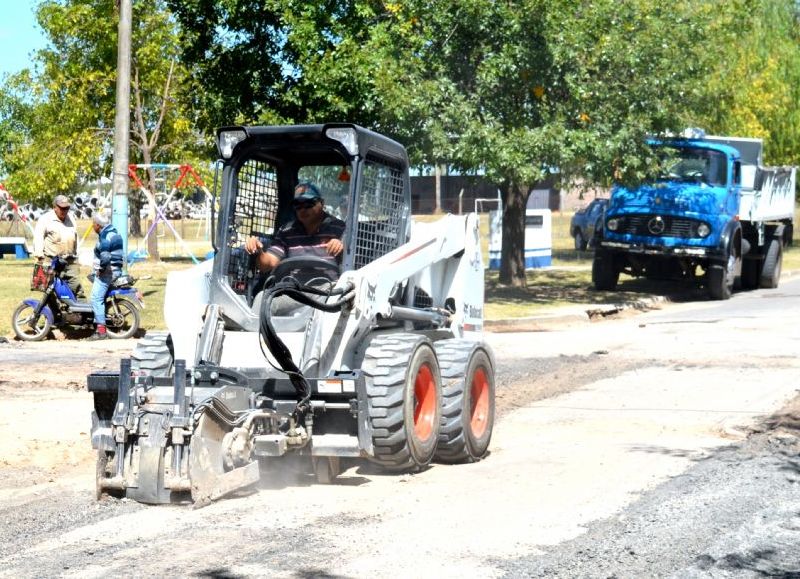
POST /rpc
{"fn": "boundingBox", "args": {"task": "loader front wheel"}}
[434,340,496,463]
[361,334,442,471]
[131,331,174,377]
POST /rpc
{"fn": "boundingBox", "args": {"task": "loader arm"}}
[318,212,485,372]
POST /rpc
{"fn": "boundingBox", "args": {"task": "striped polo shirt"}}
[267,212,346,268]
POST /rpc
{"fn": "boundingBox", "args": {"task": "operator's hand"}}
[326,238,343,256]
[244,236,263,255]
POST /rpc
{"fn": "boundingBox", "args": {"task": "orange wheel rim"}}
[470,368,490,437]
[413,363,437,441]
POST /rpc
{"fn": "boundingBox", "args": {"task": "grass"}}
[1,212,799,337]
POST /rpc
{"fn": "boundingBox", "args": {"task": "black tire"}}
[11,301,51,341]
[361,333,442,471]
[434,340,496,464]
[759,237,782,289]
[131,331,174,377]
[574,230,587,251]
[740,258,760,290]
[105,297,140,339]
[706,265,731,300]
[707,244,738,300]
[592,251,619,291]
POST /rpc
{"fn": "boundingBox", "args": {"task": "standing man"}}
[88,212,124,340]
[33,194,84,299]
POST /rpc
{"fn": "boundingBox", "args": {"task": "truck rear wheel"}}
[592,251,619,291]
[759,237,782,289]
[362,333,442,471]
[434,340,495,463]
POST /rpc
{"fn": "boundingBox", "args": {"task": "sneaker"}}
[87,332,108,341]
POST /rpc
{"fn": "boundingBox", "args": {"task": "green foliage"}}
[0,0,209,204]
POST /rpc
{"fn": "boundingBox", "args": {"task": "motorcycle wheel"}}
[104,297,140,339]
[12,302,52,341]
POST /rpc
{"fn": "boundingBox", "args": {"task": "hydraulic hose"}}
[258,277,354,423]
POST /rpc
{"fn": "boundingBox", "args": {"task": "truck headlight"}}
[697,223,710,238]
[607,218,620,231]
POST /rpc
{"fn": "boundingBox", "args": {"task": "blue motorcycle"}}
[12,256,143,341]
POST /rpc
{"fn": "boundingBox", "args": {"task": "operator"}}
[33,194,84,299]
[87,211,124,341]
[244,181,345,315]
[244,181,345,275]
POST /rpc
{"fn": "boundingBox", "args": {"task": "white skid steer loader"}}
[88,124,496,505]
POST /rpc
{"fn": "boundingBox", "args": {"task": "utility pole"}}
[111,0,132,269]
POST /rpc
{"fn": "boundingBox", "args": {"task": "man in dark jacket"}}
[88,212,124,340]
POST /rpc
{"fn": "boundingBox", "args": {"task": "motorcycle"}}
[12,256,144,341]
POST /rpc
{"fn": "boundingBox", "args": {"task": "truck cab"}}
[594,133,795,300]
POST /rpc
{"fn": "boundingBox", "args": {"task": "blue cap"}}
[294,181,322,201]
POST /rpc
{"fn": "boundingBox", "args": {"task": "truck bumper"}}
[600,241,725,261]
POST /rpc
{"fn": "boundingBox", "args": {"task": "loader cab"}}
[211,123,412,332]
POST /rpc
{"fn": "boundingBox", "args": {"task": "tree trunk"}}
[499,180,528,287]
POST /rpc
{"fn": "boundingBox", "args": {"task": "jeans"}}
[91,268,120,325]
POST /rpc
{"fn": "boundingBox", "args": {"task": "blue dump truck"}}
[593,132,796,300]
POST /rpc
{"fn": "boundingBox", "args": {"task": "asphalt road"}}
[0,278,798,578]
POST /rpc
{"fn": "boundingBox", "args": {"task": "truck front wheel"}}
[592,251,619,291]
[708,250,737,300]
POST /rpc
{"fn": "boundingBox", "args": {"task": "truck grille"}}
[617,214,698,238]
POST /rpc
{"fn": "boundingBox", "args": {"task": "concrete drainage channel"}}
[485,295,672,333]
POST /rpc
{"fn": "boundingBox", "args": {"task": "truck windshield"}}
[657,147,727,187]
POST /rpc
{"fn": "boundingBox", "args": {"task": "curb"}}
[485,295,670,333]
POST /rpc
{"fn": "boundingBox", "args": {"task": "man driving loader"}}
[244,181,346,315]
[244,181,345,270]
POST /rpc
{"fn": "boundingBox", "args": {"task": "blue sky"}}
[0,2,47,78]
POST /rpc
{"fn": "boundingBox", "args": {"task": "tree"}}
[697,0,800,169]
[0,0,205,247]
[366,0,720,285]
[167,0,798,284]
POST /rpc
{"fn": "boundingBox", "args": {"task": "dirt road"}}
[0,280,799,577]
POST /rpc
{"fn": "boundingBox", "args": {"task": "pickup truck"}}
[593,133,796,299]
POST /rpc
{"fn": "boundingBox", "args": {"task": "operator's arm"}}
[244,236,281,272]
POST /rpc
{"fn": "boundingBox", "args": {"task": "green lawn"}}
[1,212,799,338]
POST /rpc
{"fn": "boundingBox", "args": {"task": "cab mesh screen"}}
[227,159,279,294]
[352,156,407,270]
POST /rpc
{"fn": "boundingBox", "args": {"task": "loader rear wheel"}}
[131,331,174,377]
[361,333,442,471]
[434,340,496,463]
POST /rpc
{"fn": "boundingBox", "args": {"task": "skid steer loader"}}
[88,123,496,505]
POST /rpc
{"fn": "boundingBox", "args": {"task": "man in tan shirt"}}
[33,195,85,299]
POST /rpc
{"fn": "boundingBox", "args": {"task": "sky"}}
[0,2,47,78]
